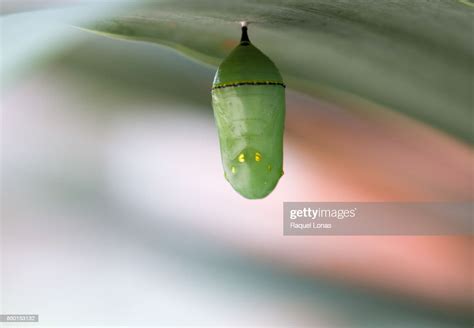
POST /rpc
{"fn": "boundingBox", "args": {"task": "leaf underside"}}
[84,0,474,143]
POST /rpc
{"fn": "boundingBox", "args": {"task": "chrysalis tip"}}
[240,22,250,45]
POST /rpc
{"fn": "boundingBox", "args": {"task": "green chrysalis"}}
[211,24,285,199]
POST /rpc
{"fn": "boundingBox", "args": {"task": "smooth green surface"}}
[212,84,285,199]
[213,36,285,199]
[213,42,283,86]
[83,0,474,143]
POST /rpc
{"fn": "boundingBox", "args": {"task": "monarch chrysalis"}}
[211,23,285,199]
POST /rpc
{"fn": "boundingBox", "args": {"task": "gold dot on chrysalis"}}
[267,164,272,171]
[255,152,262,162]
[231,166,236,174]
[238,153,245,162]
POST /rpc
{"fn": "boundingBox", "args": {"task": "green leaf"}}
[83,0,473,143]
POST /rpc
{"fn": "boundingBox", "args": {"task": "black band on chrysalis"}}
[240,26,250,45]
[212,81,286,90]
